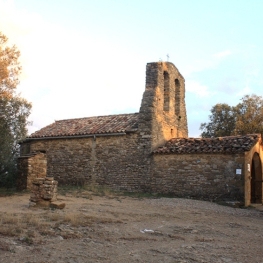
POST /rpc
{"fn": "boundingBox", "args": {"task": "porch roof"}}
[153,134,261,154]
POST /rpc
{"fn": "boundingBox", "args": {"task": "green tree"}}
[200,103,236,138]
[0,32,31,187]
[200,95,263,138]
[235,94,263,135]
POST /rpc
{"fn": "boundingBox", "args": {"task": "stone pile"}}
[30,177,58,206]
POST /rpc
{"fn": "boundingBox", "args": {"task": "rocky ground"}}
[0,190,263,263]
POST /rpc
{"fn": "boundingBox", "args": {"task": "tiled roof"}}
[153,134,261,154]
[28,113,139,139]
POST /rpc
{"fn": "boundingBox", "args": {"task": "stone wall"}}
[26,133,150,191]
[20,137,247,203]
[30,177,58,204]
[151,153,245,202]
[138,62,188,152]
[17,152,47,190]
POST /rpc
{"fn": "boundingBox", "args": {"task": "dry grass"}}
[0,211,49,237]
[58,184,116,199]
[0,208,121,241]
[0,184,124,242]
[0,240,10,251]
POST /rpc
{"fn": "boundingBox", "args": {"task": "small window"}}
[20,143,30,155]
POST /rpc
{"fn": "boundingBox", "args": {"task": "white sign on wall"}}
[236,169,242,175]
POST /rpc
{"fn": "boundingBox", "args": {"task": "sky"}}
[0,0,262,137]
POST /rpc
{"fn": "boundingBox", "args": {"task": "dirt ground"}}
[0,191,263,263]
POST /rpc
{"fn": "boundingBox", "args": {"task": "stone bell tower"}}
[138,62,188,151]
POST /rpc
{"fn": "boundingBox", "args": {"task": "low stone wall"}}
[29,177,58,206]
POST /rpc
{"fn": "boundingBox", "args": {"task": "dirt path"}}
[0,193,263,263]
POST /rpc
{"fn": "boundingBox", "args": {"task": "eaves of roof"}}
[153,134,261,154]
[25,113,139,140]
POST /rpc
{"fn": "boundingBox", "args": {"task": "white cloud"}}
[186,80,213,98]
[213,50,232,59]
[183,49,233,76]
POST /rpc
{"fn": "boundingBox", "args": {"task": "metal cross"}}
[167,54,169,61]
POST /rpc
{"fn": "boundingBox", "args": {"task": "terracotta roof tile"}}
[28,113,139,138]
[153,134,261,154]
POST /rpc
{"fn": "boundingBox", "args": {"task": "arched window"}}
[175,79,180,116]
[163,71,170,111]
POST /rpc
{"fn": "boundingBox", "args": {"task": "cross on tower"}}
[166,54,169,61]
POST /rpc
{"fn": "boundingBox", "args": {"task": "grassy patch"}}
[0,188,17,197]
[58,184,116,198]
[0,187,30,197]
[0,207,122,240]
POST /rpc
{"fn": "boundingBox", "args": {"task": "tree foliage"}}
[235,94,263,135]
[200,95,263,138]
[200,103,236,138]
[0,32,21,97]
[0,32,31,187]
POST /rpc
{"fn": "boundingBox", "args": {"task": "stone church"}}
[18,62,263,206]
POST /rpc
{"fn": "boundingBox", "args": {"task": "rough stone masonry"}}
[29,177,58,207]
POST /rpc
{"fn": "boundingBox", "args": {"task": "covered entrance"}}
[251,152,263,203]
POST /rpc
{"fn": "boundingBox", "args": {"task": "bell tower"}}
[138,62,188,151]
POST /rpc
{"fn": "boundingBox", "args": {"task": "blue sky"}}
[1,0,262,137]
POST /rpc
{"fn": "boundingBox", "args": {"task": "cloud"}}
[183,49,233,76]
[185,80,213,98]
[213,50,232,59]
